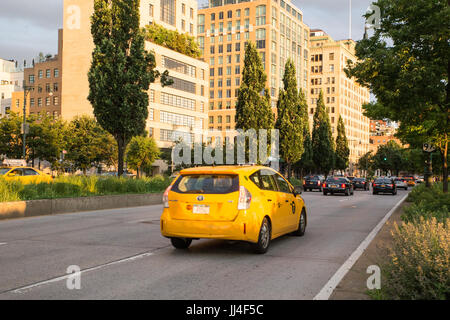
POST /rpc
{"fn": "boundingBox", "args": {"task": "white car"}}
[394,178,408,190]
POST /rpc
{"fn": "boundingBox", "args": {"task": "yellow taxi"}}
[160,166,307,254]
[0,167,53,184]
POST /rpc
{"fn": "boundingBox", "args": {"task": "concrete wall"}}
[0,193,163,221]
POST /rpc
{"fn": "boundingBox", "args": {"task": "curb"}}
[0,193,163,221]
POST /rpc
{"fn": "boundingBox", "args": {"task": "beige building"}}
[309,29,371,171]
[198,0,310,137]
[61,0,208,149]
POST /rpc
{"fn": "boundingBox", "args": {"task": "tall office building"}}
[309,29,371,172]
[198,0,310,136]
[61,0,208,149]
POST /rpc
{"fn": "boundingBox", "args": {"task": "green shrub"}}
[0,175,171,202]
[402,183,450,224]
[380,217,450,300]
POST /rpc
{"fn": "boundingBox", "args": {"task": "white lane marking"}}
[339,199,349,202]
[0,242,6,246]
[313,193,409,300]
[12,252,154,294]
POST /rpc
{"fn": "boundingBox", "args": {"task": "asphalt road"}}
[0,188,408,300]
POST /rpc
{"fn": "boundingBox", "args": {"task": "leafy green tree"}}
[88,0,169,176]
[345,0,449,191]
[65,116,116,174]
[335,116,350,173]
[295,90,313,178]
[357,151,374,177]
[275,59,305,179]
[373,141,405,176]
[126,136,160,178]
[235,41,274,162]
[312,91,335,176]
[0,112,23,160]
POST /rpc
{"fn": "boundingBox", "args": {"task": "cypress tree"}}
[235,42,274,163]
[275,59,305,179]
[312,91,335,176]
[335,115,350,173]
[295,89,313,178]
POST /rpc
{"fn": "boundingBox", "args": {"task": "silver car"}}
[394,178,408,190]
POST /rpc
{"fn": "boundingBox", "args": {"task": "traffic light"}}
[383,157,387,161]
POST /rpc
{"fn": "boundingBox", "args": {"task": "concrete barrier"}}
[0,193,163,221]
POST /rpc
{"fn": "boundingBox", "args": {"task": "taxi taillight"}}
[163,185,172,208]
[238,186,252,210]
[341,184,346,188]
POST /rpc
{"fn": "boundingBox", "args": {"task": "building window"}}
[236,9,241,17]
[38,98,42,107]
[46,97,50,106]
[160,0,176,26]
[38,70,43,79]
[29,75,35,84]
[161,92,195,110]
[149,4,154,17]
[53,96,59,106]
[53,83,59,92]
[30,98,35,107]
[162,56,196,77]
[46,69,51,78]
[256,5,266,26]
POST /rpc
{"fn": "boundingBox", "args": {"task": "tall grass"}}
[0,175,171,202]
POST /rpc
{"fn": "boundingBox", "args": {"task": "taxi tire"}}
[253,217,271,254]
[292,209,307,237]
[171,238,192,249]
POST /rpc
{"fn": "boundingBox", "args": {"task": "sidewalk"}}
[330,200,410,300]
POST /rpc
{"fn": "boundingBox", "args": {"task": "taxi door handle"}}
[285,200,289,203]
[267,199,273,202]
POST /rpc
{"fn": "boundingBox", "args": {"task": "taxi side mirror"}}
[293,186,303,196]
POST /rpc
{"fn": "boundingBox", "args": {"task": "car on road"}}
[303,175,325,192]
[0,166,52,184]
[402,176,416,187]
[394,178,408,190]
[352,177,370,190]
[322,176,354,196]
[373,178,397,195]
[160,166,307,254]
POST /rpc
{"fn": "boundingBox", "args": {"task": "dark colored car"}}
[352,178,369,190]
[303,175,325,192]
[323,177,354,196]
[373,178,397,195]
[347,176,356,182]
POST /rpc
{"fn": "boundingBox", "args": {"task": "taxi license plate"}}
[193,205,210,214]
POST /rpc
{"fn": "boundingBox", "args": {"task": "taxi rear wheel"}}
[253,217,271,254]
[171,238,192,249]
[292,209,307,237]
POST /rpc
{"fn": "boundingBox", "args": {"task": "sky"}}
[0,0,374,66]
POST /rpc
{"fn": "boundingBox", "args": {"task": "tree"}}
[275,59,306,179]
[65,116,116,174]
[126,136,160,178]
[335,116,350,173]
[88,0,169,176]
[295,91,313,178]
[0,112,22,159]
[345,0,449,192]
[372,141,405,176]
[357,151,374,178]
[312,91,335,176]
[235,41,274,162]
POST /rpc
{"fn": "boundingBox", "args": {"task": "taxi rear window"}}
[326,177,347,183]
[171,174,239,194]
